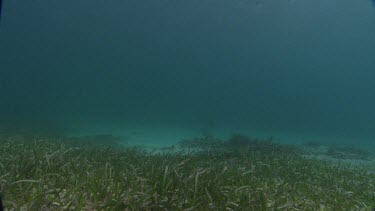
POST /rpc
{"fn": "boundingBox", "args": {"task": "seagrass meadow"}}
[0,134,374,210]
[2,0,375,210]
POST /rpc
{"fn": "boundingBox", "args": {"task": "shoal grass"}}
[0,135,374,210]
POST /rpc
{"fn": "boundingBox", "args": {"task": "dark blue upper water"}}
[1,0,375,144]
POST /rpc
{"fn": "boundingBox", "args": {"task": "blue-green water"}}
[1,0,375,147]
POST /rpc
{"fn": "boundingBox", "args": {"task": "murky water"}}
[1,0,375,148]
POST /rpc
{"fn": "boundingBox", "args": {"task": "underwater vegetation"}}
[178,134,298,155]
[326,145,372,161]
[0,134,374,210]
[65,134,124,148]
[303,141,323,149]
[302,140,373,161]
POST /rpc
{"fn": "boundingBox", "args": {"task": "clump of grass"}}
[178,135,223,152]
[179,134,298,155]
[303,141,323,148]
[224,134,298,154]
[65,134,124,147]
[0,134,374,210]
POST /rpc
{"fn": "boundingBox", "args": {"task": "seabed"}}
[0,129,374,210]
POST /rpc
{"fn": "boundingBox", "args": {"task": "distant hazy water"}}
[1,0,375,147]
